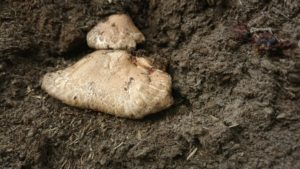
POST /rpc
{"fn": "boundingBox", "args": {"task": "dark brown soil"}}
[1,0,300,169]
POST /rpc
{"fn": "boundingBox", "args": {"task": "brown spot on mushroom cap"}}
[41,50,173,119]
[87,14,145,50]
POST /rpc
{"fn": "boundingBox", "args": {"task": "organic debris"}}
[232,24,296,55]
[232,24,251,43]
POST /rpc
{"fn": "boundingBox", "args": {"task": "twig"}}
[250,27,272,34]
[186,147,198,160]
[238,0,242,5]
[113,142,124,151]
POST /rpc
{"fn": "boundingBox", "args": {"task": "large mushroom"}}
[87,14,145,50]
[42,50,173,119]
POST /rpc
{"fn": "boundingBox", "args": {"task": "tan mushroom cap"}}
[41,50,173,119]
[87,14,145,50]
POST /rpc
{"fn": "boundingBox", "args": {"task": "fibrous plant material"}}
[86,14,145,50]
[41,50,173,119]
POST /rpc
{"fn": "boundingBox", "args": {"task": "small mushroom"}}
[42,50,173,119]
[87,14,145,50]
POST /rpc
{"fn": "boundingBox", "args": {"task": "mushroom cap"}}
[87,14,145,50]
[41,50,173,119]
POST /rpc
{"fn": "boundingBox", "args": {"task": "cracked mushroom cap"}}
[87,14,145,50]
[41,50,173,119]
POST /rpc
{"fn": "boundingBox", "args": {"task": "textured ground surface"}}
[1,0,300,169]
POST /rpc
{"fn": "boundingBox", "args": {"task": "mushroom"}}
[87,14,145,50]
[41,50,173,119]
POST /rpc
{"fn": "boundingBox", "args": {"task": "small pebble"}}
[27,128,35,137]
[276,113,287,119]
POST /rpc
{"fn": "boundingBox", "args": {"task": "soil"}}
[1,0,300,169]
